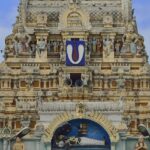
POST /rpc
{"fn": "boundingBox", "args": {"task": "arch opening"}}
[51,119,111,150]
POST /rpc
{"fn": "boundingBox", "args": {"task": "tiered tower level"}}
[0,0,150,149]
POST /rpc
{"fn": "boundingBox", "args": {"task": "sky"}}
[0,0,150,61]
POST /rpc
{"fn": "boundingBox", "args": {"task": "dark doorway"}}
[70,73,81,87]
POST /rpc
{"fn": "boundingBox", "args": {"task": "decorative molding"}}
[43,111,119,143]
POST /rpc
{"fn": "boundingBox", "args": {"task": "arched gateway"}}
[43,111,119,150]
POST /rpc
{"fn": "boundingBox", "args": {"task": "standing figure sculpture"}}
[87,39,92,54]
[136,36,145,56]
[103,37,113,57]
[122,22,138,54]
[37,38,47,56]
[14,25,31,55]
[135,136,148,150]
[13,137,25,150]
[115,40,122,55]
[96,39,102,54]
[92,38,97,53]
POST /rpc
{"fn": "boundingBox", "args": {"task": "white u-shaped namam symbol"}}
[67,44,84,65]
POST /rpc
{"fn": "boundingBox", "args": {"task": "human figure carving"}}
[135,136,148,150]
[96,39,102,54]
[14,25,31,54]
[136,36,145,56]
[122,22,139,54]
[13,137,25,150]
[37,38,47,56]
[103,37,113,57]
[115,40,122,55]
[92,38,97,53]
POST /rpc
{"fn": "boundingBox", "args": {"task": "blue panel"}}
[66,41,85,66]
[52,119,111,148]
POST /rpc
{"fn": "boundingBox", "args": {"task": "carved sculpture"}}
[103,37,114,57]
[13,137,25,150]
[37,13,48,26]
[92,38,97,53]
[96,39,102,54]
[103,15,113,27]
[37,38,47,56]
[13,25,31,55]
[136,36,145,56]
[135,136,148,150]
[122,22,141,54]
[115,40,122,55]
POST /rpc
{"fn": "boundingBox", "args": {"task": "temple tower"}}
[0,0,150,150]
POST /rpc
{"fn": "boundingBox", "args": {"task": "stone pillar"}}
[99,79,103,89]
[36,140,40,150]
[134,79,138,89]
[104,79,109,89]
[3,139,8,150]
[111,143,116,150]
[45,143,51,150]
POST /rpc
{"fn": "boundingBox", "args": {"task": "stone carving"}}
[5,35,14,55]
[13,137,25,150]
[103,37,114,57]
[37,13,48,26]
[37,38,47,56]
[1,126,11,138]
[135,136,148,150]
[13,25,31,55]
[81,74,90,87]
[103,15,113,27]
[38,101,124,112]
[36,96,43,111]
[34,124,44,137]
[96,39,103,54]
[21,114,30,128]
[115,40,122,55]
[136,36,145,56]
[76,103,86,117]
[87,39,92,54]
[67,12,82,27]
[116,75,125,89]
[92,38,97,53]
[122,22,144,55]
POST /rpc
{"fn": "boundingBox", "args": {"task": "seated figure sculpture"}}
[13,137,25,150]
[14,25,31,55]
[135,136,148,150]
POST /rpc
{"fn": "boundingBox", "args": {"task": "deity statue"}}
[82,74,89,87]
[136,36,145,56]
[60,41,64,52]
[115,40,122,55]
[14,25,31,55]
[92,38,97,53]
[103,37,114,57]
[87,39,92,54]
[96,39,102,54]
[122,22,138,54]
[37,38,47,56]
[53,41,58,52]
[30,41,36,56]
[13,137,25,150]
[135,136,148,150]
[47,41,52,52]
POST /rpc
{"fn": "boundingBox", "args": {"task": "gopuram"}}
[0,0,150,150]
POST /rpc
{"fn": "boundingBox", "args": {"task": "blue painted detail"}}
[52,119,111,149]
[66,40,85,66]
